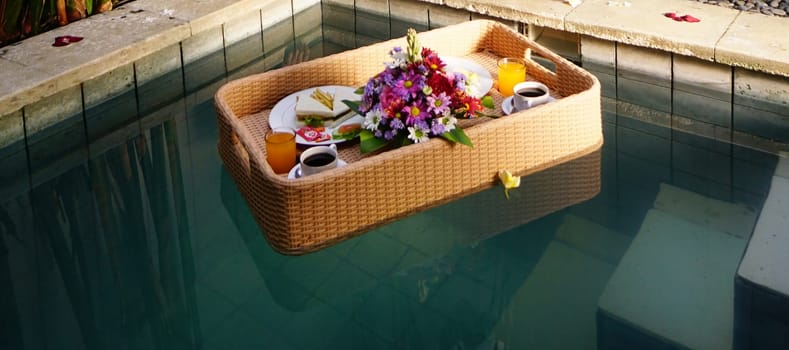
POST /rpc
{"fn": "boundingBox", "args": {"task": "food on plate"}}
[295,88,356,127]
[331,123,362,140]
[296,126,331,142]
[454,68,481,96]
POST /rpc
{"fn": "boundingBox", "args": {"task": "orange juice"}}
[497,58,526,97]
[265,130,296,174]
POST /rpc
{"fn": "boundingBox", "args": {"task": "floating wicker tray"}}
[215,20,603,255]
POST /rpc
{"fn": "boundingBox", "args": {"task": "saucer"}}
[288,159,348,179]
[502,96,556,115]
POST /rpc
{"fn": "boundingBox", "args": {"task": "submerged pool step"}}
[597,189,754,350]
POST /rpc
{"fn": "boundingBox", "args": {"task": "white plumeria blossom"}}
[408,126,430,143]
[363,108,383,131]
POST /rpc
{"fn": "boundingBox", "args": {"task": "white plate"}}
[270,86,363,146]
[502,96,557,115]
[442,56,493,98]
[288,159,348,179]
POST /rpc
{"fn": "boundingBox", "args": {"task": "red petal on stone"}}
[681,14,700,22]
[53,36,71,46]
[664,12,677,18]
[52,35,83,47]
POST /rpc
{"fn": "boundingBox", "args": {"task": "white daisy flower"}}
[439,115,457,132]
[363,108,383,131]
[407,126,430,143]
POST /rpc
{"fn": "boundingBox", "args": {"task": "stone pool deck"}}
[1,0,787,157]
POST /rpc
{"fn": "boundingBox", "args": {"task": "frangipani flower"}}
[497,170,521,199]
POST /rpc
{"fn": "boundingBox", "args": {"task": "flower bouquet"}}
[346,29,495,153]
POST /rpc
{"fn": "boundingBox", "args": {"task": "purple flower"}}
[384,130,397,140]
[414,119,430,131]
[390,118,404,130]
[382,68,398,87]
[452,72,467,91]
[431,120,446,135]
[364,79,377,99]
[402,102,429,126]
[374,130,383,138]
[426,92,451,115]
[393,71,426,98]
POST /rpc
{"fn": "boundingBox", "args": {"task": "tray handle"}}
[215,100,267,179]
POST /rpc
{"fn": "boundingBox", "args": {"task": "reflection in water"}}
[5,116,199,349]
[221,148,601,349]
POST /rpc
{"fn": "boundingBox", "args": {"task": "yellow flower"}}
[497,170,521,199]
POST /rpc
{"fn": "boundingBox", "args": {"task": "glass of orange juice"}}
[265,128,296,174]
[497,58,527,97]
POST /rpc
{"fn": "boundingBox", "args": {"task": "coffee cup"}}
[299,144,338,176]
[512,81,551,111]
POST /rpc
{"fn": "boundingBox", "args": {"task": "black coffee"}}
[517,88,546,97]
[303,153,335,167]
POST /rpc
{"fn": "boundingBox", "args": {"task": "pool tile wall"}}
[425,3,471,29]
[25,86,86,187]
[322,0,355,55]
[0,110,27,199]
[673,56,732,131]
[183,26,227,94]
[580,36,615,100]
[617,46,672,116]
[355,0,392,46]
[294,4,324,59]
[262,1,295,70]
[391,0,430,35]
[224,11,264,74]
[83,64,139,156]
[135,44,185,117]
[733,69,789,144]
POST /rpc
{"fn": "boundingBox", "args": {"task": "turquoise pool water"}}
[0,4,781,349]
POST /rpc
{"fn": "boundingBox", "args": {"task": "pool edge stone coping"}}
[0,0,786,145]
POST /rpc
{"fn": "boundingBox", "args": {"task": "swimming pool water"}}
[0,5,780,349]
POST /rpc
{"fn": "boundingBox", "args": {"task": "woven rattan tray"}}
[215,20,602,255]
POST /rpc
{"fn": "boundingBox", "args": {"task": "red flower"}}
[380,87,406,118]
[460,94,483,117]
[421,48,445,71]
[427,73,454,97]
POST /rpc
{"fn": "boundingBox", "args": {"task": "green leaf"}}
[481,95,495,109]
[303,116,324,127]
[359,130,391,153]
[448,128,473,147]
[341,99,361,115]
[440,131,458,143]
[354,86,365,95]
[396,133,412,147]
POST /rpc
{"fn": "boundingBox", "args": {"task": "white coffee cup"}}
[299,144,338,176]
[512,81,551,111]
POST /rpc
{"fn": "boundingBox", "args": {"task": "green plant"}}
[0,0,126,47]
